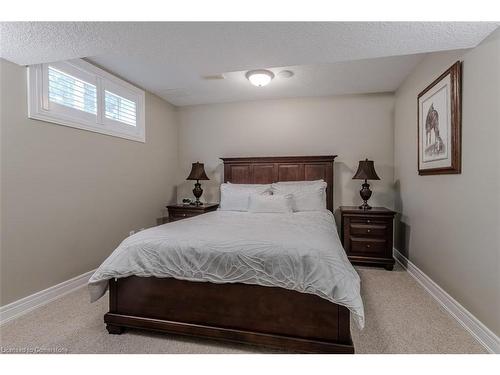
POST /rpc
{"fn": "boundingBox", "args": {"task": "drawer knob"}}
[367,229,371,233]
[366,244,371,248]
[367,220,371,223]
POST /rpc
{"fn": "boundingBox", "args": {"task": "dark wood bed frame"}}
[104,155,355,353]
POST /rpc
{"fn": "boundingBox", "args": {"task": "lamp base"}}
[359,180,373,210]
[192,181,204,206]
[359,202,372,210]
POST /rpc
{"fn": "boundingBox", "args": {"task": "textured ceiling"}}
[1,22,498,106]
[151,54,428,106]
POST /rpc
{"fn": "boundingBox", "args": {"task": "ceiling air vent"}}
[201,74,225,80]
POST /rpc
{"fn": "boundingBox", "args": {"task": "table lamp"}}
[352,159,380,210]
[186,162,209,206]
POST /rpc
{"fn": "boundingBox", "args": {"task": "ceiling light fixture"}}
[245,69,274,87]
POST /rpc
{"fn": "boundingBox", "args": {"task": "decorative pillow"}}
[248,193,293,213]
[219,183,271,212]
[271,180,327,212]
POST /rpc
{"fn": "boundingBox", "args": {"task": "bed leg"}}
[106,324,125,334]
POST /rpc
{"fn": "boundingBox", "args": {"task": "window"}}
[105,90,136,126]
[28,59,145,142]
[48,66,97,115]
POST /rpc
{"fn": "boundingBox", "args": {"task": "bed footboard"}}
[104,276,354,353]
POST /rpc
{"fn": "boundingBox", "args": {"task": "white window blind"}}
[28,59,145,142]
[48,66,97,115]
[105,90,136,126]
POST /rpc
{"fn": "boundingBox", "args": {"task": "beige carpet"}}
[0,264,486,354]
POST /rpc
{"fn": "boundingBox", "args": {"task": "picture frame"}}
[417,61,462,175]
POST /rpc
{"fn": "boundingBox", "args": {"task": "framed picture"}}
[417,61,462,175]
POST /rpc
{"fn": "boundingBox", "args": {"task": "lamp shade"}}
[353,159,380,180]
[186,162,209,181]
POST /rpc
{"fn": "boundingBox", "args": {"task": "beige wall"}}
[0,59,178,305]
[177,94,396,210]
[394,30,500,335]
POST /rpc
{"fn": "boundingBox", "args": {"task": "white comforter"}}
[88,210,365,328]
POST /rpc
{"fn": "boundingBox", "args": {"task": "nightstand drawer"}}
[350,237,386,255]
[349,217,388,226]
[169,211,197,219]
[349,223,386,237]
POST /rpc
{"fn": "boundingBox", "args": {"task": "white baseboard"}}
[0,269,95,326]
[393,249,499,354]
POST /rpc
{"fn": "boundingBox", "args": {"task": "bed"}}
[89,155,363,353]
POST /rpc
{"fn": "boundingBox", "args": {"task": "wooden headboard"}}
[220,155,337,212]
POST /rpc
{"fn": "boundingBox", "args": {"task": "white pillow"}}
[272,180,324,186]
[227,182,272,189]
[219,183,271,212]
[248,193,293,213]
[271,180,327,212]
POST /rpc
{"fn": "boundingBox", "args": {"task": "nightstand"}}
[166,203,219,222]
[339,206,396,270]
